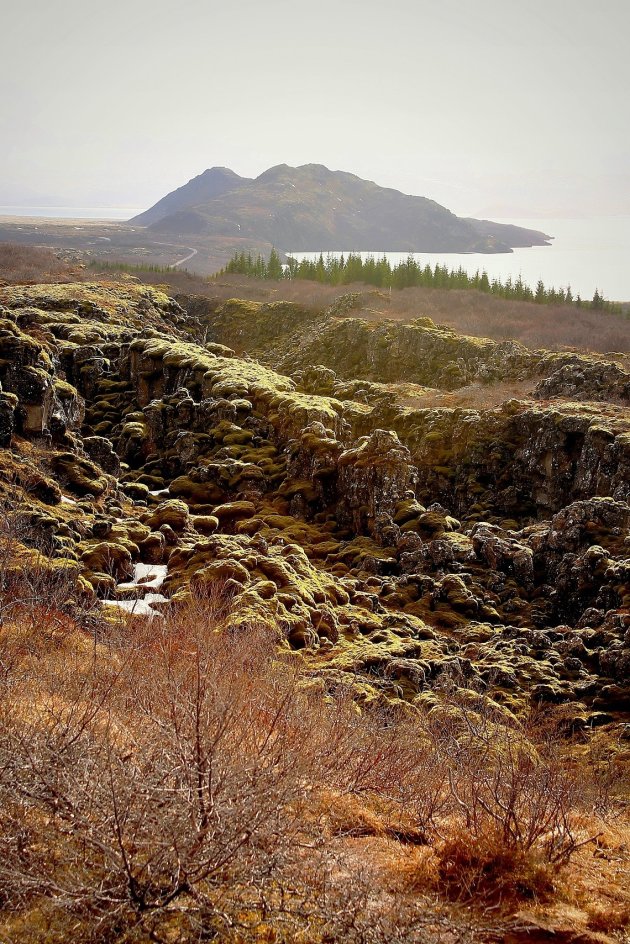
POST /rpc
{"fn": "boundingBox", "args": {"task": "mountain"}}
[132,166,250,227]
[130,163,551,253]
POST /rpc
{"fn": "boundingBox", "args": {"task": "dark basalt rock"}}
[535,358,630,403]
[0,387,17,447]
[0,280,628,726]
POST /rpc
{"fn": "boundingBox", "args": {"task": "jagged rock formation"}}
[0,280,628,726]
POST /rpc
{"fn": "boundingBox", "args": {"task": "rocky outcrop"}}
[535,358,630,403]
[393,401,630,517]
[0,279,628,726]
[195,300,544,390]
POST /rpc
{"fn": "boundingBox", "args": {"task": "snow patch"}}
[102,593,168,619]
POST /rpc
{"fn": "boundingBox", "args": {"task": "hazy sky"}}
[1,0,628,217]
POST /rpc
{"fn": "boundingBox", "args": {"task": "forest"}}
[220,249,621,313]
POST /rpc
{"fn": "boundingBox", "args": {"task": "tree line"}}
[218,249,622,313]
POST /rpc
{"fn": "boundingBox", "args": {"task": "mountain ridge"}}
[131,163,551,253]
[132,166,250,227]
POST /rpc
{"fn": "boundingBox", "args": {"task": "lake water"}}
[288,216,630,303]
[1,208,628,302]
[0,206,145,221]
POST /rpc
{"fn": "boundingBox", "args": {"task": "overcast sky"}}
[1,0,628,217]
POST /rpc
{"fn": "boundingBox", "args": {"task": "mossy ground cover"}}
[0,293,629,695]
[1,284,628,723]
[0,277,629,942]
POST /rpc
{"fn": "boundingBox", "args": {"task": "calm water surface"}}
[0,206,145,221]
[288,216,630,303]
[1,209,628,302]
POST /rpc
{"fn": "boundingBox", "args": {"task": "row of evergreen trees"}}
[89,259,176,275]
[219,249,621,312]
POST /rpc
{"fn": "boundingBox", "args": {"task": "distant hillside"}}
[133,167,250,226]
[130,163,551,253]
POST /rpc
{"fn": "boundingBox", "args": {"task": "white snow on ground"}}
[117,562,168,592]
[105,563,169,619]
[102,593,168,619]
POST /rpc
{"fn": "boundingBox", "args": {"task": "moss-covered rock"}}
[80,542,133,581]
[52,452,109,496]
[1,280,628,725]
[146,499,190,532]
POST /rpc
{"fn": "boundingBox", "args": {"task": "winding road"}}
[173,247,198,267]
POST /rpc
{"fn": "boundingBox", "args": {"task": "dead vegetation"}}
[392,378,539,411]
[0,244,85,285]
[0,553,627,943]
[5,245,628,354]
[126,272,629,355]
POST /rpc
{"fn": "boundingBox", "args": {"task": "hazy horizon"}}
[1,0,628,220]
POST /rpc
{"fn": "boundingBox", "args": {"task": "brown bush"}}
[0,585,626,941]
[0,243,84,285]
[145,273,629,354]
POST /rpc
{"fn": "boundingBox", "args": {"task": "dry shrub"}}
[586,900,630,935]
[436,834,556,904]
[0,576,627,940]
[0,501,94,636]
[376,285,630,354]
[0,591,440,941]
[404,692,606,906]
[125,271,630,354]
[0,590,470,942]
[0,243,83,285]
[0,609,314,934]
[435,706,585,863]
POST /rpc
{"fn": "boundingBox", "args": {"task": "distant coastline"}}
[0,206,146,221]
[287,216,630,303]
[0,209,628,302]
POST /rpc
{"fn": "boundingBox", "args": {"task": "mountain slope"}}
[132,163,551,252]
[133,166,251,226]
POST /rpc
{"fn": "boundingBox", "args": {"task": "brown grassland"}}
[0,244,85,285]
[119,270,630,355]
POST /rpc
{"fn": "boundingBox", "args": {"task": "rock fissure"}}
[0,281,628,723]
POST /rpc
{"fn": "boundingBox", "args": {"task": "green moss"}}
[192,514,219,534]
[80,542,133,581]
[54,378,79,400]
[213,501,256,523]
[394,499,426,525]
[147,499,190,531]
[278,479,319,502]
[84,571,117,596]
[169,476,223,505]
[52,453,109,496]
[192,559,250,587]
[121,481,150,501]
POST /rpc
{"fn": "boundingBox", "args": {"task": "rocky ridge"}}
[0,280,628,727]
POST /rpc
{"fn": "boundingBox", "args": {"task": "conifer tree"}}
[591,288,603,310]
[267,247,283,280]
